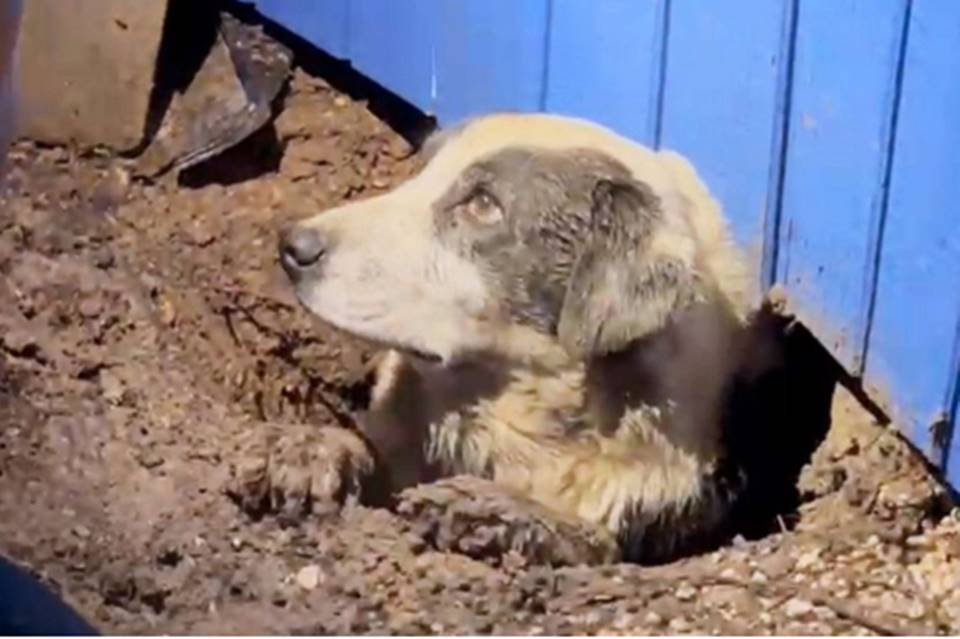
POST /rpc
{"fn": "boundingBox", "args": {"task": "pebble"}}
[675,583,696,601]
[643,611,663,626]
[795,547,822,571]
[78,297,103,318]
[757,553,796,579]
[784,597,814,618]
[99,372,124,402]
[296,564,321,590]
[668,617,691,632]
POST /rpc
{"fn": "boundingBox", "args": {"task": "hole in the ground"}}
[724,309,842,541]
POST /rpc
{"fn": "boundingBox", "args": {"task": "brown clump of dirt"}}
[0,68,957,635]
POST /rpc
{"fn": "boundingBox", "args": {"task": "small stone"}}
[675,583,696,601]
[906,599,926,620]
[795,547,822,571]
[643,611,663,626]
[186,225,215,248]
[78,297,103,318]
[784,597,814,618]
[719,567,742,580]
[296,564,321,590]
[757,553,795,579]
[100,371,124,402]
[158,296,176,327]
[668,617,691,632]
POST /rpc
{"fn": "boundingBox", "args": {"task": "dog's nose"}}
[279,225,327,276]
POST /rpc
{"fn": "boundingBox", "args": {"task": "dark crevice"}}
[725,310,839,540]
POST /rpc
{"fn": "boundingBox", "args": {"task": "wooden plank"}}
[254,0,349,59]
[432,0,550,124]
[544,0,665,145]
[658,0,788,263]
[865,1,960,481]
[775,0,909,372]
[347,0,435,112]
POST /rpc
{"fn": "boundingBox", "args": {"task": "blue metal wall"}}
[253,0,960,487]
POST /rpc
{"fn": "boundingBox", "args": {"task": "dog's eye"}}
[458,187,503,225]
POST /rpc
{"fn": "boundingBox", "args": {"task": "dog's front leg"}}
[226,421,376,524]
[395,475,621,567]
[357,349,444,495]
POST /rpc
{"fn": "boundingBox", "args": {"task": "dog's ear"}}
[556,177,707,359]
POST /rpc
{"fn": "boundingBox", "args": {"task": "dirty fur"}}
[278,113,757,563]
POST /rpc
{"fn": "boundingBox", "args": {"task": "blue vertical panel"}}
[775,0,909,372]
[658,0,788,260]
[544,0,665,145]
[254,0,350,59]
[866,2,960,481]
[432,0,550,124]
[347,1,435,112]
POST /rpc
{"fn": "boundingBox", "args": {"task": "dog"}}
[275,113,760,563]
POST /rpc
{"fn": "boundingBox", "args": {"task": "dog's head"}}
[279,114,740,366]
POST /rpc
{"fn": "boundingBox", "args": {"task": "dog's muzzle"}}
[279,224,328,281]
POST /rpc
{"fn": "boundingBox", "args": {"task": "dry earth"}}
[1,68,958,635]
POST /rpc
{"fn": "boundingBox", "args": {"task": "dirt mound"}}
[0,69,957,635]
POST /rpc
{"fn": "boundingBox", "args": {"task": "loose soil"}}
[1,69,959,635]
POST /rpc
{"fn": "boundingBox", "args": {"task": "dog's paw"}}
[226,423,375,523]
[395,476,620,567]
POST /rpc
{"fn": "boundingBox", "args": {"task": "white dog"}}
[276,113,758,563]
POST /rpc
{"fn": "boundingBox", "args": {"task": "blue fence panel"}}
[544,0,666,145]
[776,0,909,373]
[432,0,550,123]
[254,0,350,59]
[865,1,960,483]
[347,1,435,111]
[658,0,789,259]
[249,0,960,485]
